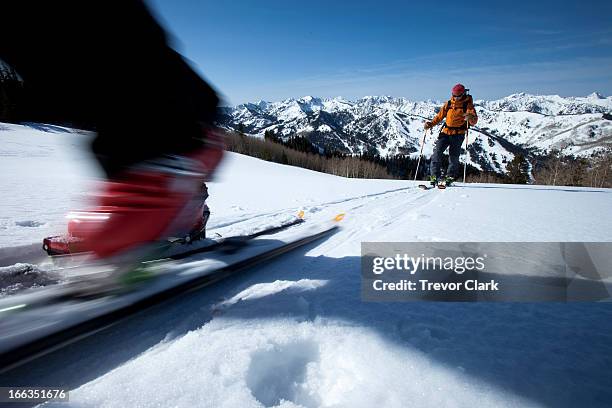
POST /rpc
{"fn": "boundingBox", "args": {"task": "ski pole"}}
[462,122,469,183]
[413,128,428,181]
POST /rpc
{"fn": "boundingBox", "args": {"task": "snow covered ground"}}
[1,123,612,407]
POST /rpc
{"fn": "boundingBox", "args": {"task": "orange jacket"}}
[430,95,478,135]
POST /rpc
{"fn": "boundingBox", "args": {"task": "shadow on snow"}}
[2,238,612,408]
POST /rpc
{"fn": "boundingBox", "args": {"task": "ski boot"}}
[60,130,225,295]
[443,176,455,187]
[429,175,438,187]
[68,131,224,259]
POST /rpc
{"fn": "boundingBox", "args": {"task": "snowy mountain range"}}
[218,92,612,173]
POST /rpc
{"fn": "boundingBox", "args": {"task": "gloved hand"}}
[424,121,434,130]
[464,113,477,123]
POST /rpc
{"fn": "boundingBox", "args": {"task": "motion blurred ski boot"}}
[443,176,455,187]
[67,130,225,261]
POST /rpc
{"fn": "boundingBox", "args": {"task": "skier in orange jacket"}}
[424,83,478,185]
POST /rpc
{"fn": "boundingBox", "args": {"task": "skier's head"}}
[451,83,466,98]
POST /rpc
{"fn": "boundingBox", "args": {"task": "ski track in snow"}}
[1,123,612,408]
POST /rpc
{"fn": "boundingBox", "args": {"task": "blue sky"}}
[149,0,612,105]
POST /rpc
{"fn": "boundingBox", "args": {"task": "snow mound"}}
[63,320,538,408]
[0,263,60,297]
[214,279,328,311]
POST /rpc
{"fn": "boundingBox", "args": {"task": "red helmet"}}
[452,83,466,96]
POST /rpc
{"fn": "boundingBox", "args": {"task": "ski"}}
[169,216,305,261]
[35,216,310,299]
[42,215,307,270]
[0,215,342,372]
[438,181,456,189]
[417,183,453,190]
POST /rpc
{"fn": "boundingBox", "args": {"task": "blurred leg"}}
[1,1,224,258]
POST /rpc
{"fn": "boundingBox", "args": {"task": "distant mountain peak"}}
[299,95,318,102]
[587,92,605,99]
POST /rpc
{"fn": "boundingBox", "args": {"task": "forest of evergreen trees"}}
[231,126,611,187]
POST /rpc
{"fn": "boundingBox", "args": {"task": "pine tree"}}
[506,153,529,184]
[264,129,280,143]
[280,151,289,164]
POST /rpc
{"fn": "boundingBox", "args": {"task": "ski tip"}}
[297,210,305,219]
[333,213,345,222]
[0,303,27,314]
